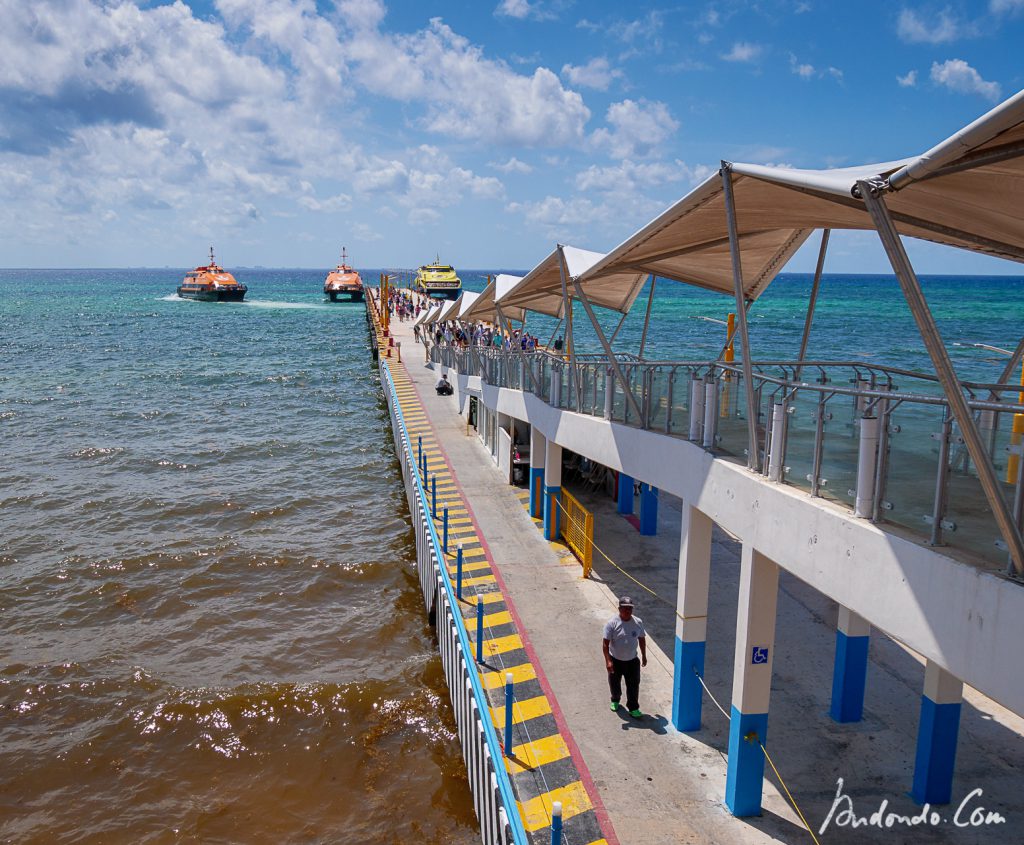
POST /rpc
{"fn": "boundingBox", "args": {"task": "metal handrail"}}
[382,364,528,845]
[430,339,1024,569]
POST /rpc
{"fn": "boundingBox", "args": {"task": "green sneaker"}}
[609,702,619,712]
[629,709,642,718]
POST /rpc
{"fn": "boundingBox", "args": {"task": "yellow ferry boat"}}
[414,256,461,301]
[177,248,247,302]
[324,247,364,302]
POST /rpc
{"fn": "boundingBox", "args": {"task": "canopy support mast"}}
[860,181,1024,578]
[638,275,657,360]
[721,163,762,472]
[795,228,830,381]
[572,277,645,425]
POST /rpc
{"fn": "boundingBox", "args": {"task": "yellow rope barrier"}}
[693,670,821,845]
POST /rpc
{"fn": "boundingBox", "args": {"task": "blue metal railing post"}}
[476,596,484,664]
[443,503,449,554]
[550,802,562,845]
[432,474,437,518]
[417,435,423,475]
[456,544,464,600]
[504,673,514,757]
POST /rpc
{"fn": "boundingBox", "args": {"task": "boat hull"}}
[326,288,364,302]
[419,286,462,301]
[177,287,247,302]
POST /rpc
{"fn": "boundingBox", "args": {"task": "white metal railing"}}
[429,341,1024,571]
[380,363,526,845]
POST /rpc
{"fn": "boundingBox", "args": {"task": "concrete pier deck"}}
[383,307,1024,844]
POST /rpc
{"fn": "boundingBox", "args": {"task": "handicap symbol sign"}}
[751,646,769,665]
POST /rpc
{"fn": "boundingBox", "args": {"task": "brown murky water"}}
[0,271,477,843]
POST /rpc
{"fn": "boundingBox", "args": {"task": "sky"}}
[1,0,1022,273]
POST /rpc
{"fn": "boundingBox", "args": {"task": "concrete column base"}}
[639,484,658,535]
[725,707,768,817]
[911,698,961,805]
[829,631,869,723]
[617,473,634,515]
[543,485,562,540]
[672,637,706,731]
[529,467,544,518]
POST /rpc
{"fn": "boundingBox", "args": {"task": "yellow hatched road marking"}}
[481,633,523,657]
[506,733,571,775]
[446,559,491,574]
[491,694,551,727]
[464,590,505,606]
[480,610,512,627]
[461,574,496,588]
[518,782,593,833]
[479,661,535,688]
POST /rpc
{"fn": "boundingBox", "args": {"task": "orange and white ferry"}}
[324,248,364,302]
[177,248,247,302]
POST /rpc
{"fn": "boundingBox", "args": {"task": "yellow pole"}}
[721,312,735,417]
[1007,362,1024,483]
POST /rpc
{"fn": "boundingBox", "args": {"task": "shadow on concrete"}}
[616,710,670,735]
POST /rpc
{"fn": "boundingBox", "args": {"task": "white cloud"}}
[591,99,679,159]
[341,16,590,147]
[575,160,712,193]
[490,157,534,174]
[788,54,842,81]
[722,42,763,62]
[896,8,967,44]
[561,57,622,91]
[335,0,386,31]
[494,0,553,20]
[990,0,1024,12]
[930,59,1001,100]
[897,69,918,87]
[298,191,353,212]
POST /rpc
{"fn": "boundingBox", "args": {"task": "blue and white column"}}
[543,439,562,541]
[672,504,712,732]
[725,545,779,817]
[911,660,962,805]
[530,427,546,519]
[617,473,634,515]
[639,483,659,536]
[829,607,870,723]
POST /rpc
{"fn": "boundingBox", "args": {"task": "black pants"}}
[608,656,641,710]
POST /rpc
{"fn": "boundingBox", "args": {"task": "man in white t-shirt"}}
[602,596,647,717]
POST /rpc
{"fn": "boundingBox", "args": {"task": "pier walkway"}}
[383,307,1024,845]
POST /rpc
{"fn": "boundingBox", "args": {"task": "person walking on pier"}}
[603,596,647,717]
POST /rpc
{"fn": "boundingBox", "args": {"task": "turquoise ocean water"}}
[2,268,1023,842]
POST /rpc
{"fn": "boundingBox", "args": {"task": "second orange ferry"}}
[324,248,364,302]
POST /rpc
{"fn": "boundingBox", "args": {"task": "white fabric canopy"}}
[460,274,526,323]
[499,245,648,315]
[416,304,442,326]
[456,290,481,319]
[581,87,1024,299]
[436,298,461,323]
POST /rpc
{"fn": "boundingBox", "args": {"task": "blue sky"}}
[1,0,1022,272]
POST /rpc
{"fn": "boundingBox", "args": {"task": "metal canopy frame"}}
[795,228,830,381]
[562,243,645,424]
[721,164,763,472]
[859,181,1024,577]
[638,275,657,360]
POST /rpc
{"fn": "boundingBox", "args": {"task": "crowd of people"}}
[424,321,542,352]
[379,285,556,352]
